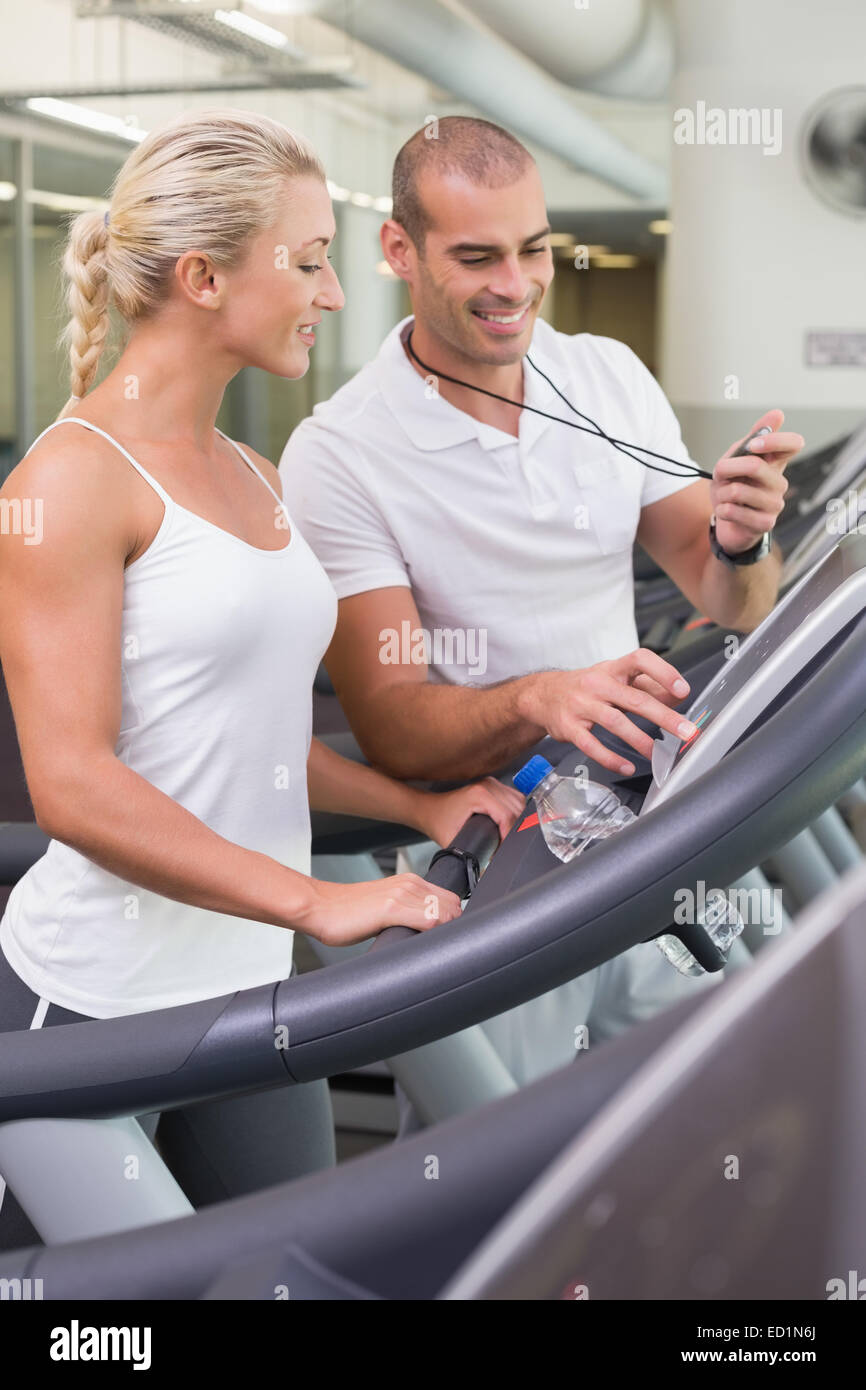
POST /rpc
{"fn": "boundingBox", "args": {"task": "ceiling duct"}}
[459,0,674,101]
[312,0,668,201]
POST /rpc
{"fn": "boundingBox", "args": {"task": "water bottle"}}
[512,755,636,863]
[655,895,744,977]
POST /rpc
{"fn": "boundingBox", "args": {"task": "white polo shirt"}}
[279,315,700,685]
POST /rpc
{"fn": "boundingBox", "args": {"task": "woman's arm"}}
[307,736,524,847]
[308,735,425,825]
[0,436,460,947]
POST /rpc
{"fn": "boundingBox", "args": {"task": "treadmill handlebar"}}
[371,814,501,949]
[0,813,499,1121]
[0,614,864,1122]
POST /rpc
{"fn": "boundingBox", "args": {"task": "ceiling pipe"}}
[312,0,668,202]
[459,0,674,101]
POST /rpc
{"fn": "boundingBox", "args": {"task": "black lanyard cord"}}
[405,330,714,482]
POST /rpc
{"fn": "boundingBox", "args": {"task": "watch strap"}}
[709,516,772,567]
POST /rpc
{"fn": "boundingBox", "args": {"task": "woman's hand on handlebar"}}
[517,648,697,776]
[410,777,525,848]
[295,875,463,948]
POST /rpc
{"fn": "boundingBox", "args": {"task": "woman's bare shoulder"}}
[6,419,127,487]
[0,419,140,549]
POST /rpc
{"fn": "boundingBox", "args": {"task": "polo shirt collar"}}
[378,315,563,454]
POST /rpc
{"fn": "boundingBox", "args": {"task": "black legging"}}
[0,945,336,1251]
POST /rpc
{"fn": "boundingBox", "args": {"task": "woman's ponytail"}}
[58,209,110,415]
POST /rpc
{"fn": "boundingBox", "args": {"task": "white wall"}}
[662,0,866,462]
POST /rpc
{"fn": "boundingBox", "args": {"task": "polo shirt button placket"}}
[521,451,558,522]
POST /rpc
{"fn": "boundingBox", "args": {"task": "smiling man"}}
[280,117,803,1089]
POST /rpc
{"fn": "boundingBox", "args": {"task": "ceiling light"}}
[25,98,147,143]
[553,238,612,254]
[249,1,317,12]
[29,191,109,213]
[567,244,612,257]
[327,182,391,211]
[213,8,289,49]
[590,253,640,268]
[648,219,673,234]
[249,1,312,12]
[0,182,110,213]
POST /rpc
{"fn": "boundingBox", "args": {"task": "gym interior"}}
[0,0,864,1342]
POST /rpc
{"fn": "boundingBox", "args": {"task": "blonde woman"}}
[0,109,520,1248]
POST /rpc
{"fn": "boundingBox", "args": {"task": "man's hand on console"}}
[515,649,697,777]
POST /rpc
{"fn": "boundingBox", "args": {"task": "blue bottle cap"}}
[512,755,554,796]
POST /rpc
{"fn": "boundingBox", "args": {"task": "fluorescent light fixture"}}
[648,218,673,234]
[29,191,109,213]
[214,8,289,49]
[552,236,613,253]
[564,243,612,256]
[249,0,317,12]
[590,253,639,268]
[248,0,306,12]
[0,181,109,213]
[328,182,390,211]
[25,98,147,143]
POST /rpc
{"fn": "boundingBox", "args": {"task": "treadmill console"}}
[783,474,866,587]
[808,416,866,509]
[643,533,866,812]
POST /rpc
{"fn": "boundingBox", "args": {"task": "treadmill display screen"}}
[788,479,866,579]
[665,536,860,772]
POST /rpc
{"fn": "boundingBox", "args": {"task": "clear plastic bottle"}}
[512,755,636,863]
[655,895,744,977]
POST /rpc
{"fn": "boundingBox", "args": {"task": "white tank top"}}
[0,418,337,1019]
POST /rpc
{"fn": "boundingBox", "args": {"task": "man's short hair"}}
[392,116,534,251]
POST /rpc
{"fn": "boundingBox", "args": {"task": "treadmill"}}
[445,857,866,1302]
[0,532,864,1254]
[1,859,863,1300]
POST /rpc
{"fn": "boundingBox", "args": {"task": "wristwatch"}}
[709,515,773,567]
